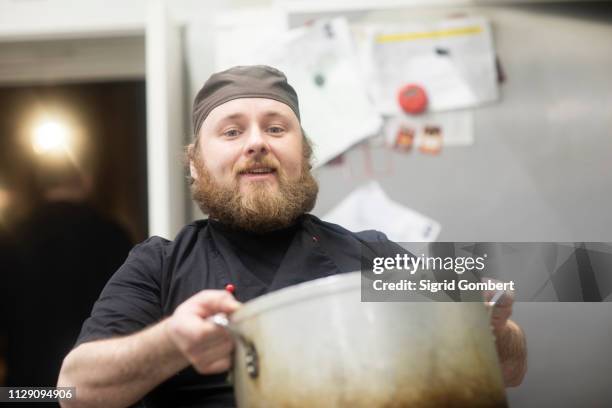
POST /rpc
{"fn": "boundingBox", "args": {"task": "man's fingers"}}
[168,289,241,373]
[482,281,515,332]
[483,285,514,307]
[173,313,231,345]
[188,290,242,317]
[189,326,233,356]
[195,356,232,375]
[191,338,235,374]
[490,303,513,320]
[195,337,234,365]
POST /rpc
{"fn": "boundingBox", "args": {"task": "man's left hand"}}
[483,287,527,387]
[484,288,514,335]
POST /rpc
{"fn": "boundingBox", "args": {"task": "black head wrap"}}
[192,65,300,136]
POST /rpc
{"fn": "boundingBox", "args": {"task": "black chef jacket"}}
[75,214,390,408]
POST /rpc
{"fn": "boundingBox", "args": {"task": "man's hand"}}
[165,290,241,374]
[58,290,241,408]
[484,288,514,336]
[483,287,527,387]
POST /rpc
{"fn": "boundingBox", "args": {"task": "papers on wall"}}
[323,181,441,242]
[216,17,382,167]
[384,110,474,153]
[362,16,498,114]
[202,13,493,167]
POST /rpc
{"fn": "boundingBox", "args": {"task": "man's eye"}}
[223,129,241,137]
[268,126,285,134]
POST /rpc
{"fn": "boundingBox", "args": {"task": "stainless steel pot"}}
[222,272,507,407]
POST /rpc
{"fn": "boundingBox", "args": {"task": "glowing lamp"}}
[32,121,70,155]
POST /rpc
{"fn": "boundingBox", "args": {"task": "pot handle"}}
[486,288,511,323]
[210,313,259,379]
[487,289,506,307]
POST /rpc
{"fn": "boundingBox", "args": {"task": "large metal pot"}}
[224,272,507,407]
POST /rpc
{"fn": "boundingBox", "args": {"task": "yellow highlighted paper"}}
[376,26,483,43]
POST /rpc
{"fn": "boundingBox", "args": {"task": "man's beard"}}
[191,155,318,233]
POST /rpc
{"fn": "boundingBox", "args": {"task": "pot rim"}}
[231,271,361,324]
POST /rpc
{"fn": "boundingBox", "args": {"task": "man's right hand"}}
[58,290,242,408]
[165,290,241,374]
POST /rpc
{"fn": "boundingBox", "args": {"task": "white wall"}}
[0,0,147,40]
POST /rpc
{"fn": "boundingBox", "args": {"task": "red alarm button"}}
[225,284,235,294]
[397,84,428,114]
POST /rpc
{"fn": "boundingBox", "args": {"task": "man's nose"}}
[244,126,268,157]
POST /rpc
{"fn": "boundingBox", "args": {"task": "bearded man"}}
[58,66,526,408]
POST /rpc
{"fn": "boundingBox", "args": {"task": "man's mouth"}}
[241,167,275,174]
[238,166,277,179]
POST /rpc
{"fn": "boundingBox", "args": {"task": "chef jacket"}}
[75,214,391,408]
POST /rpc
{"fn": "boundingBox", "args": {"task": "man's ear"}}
[187,143,198,181]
